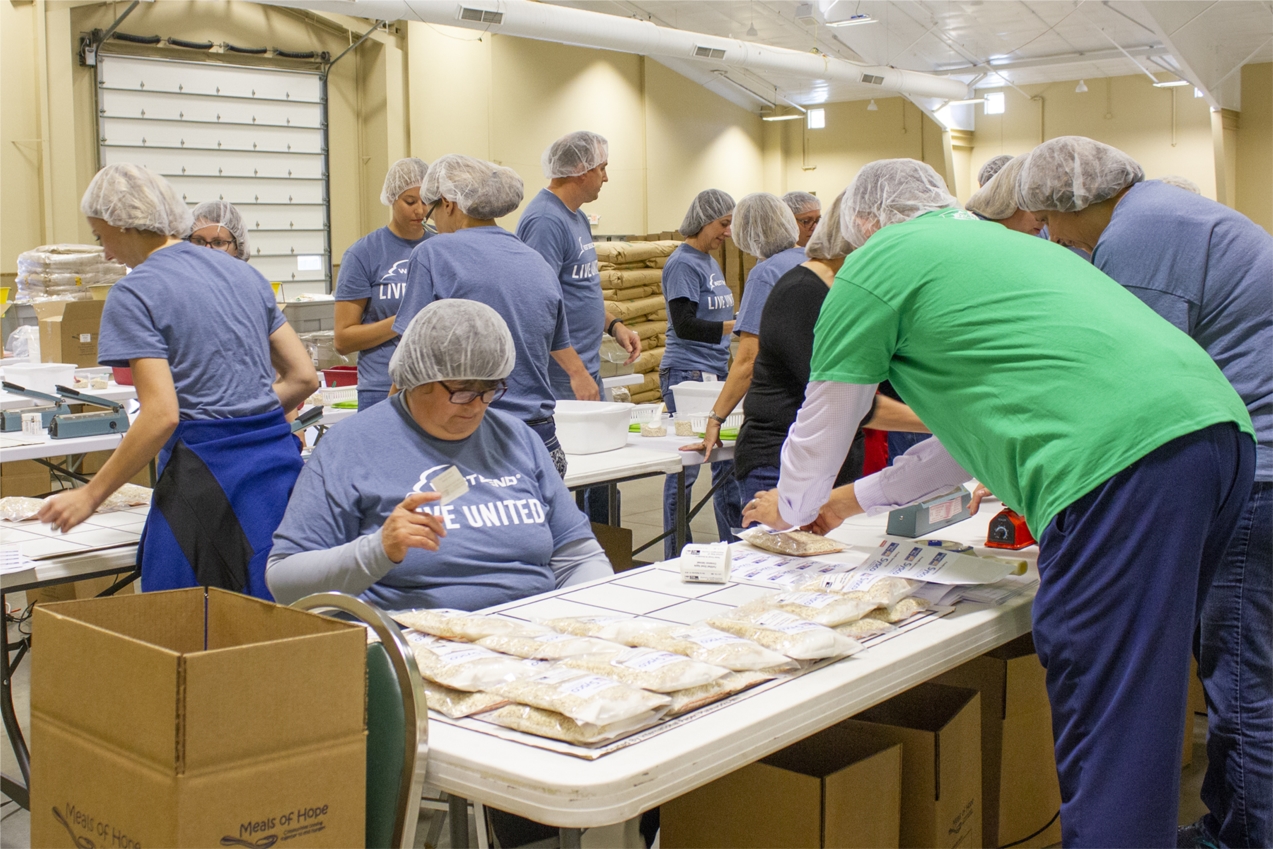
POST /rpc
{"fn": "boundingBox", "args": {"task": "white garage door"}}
[96,53,330,296]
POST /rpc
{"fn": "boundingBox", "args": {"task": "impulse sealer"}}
[47,385,130,439]
[0,381,73,432]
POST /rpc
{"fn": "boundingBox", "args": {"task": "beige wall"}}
[972,74,1216,198]
[1236,63,1272,234]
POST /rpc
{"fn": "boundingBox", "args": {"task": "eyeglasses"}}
[438,380,506,405]
[190,236,238,251]
[424,200,442,223]
[795,215,822,228]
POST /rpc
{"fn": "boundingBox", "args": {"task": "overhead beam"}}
[932,45,1168,76]
[1132,1,1222,109]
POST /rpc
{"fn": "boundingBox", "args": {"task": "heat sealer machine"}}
[47,384,130,439]
[0,381,73,432]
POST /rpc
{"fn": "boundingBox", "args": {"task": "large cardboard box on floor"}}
[932,633,1062,848]
[34,299,104,367]
[1,459,51,496]
[31,587,367,848]
[839,682,982,849]
[662,726,902,848]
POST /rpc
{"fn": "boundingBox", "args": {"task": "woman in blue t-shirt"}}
[658,189,743,558]
[334,158,431,410]
[38,164,319,600]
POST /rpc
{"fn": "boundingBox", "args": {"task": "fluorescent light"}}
[807,108,826,129]
[1153,79,1191,88]
[762,114,803,121]
[948,97,985,105]
[827,14,876,27]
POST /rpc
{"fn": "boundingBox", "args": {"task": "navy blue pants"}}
[356,388,389,411]
[1034,423,1254,848]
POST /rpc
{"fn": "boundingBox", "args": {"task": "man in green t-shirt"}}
[743,159,1255,848]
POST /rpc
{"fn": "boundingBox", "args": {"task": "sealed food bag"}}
[483,703,663,745]
[865,596,932,624]
[738,527,844,557]
[560,647,729,692]
[477,631,624,660]
[800,572,918,607]
[630,625,796,671]
[404,631,534,691]
[666,670,774,716]
[490,666,670,727]
[422,680,508,719]
[707,610,862,660]
[394,608,537,642]
[0,497,45,522]
[734,590,879,627]
[543,615,653,644]
[835,618,898,640]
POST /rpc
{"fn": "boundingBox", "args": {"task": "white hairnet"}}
[965,155,1027,221]
[680,189,735,237]
[838,159,957,248]
[977,155,1014,187]
[804,190,852,260]
[381,157,429,206]
[191,200,251,261]
[422,154,524,220]
[542,131,609,179]
[81,163,194,238]
[733,193,800,259]
[1015,136,1144,213]
[782,191,821,216]
[1158,175,1201,194]
[388,299,516,390]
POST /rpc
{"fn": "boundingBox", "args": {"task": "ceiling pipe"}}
[251,0,970,103]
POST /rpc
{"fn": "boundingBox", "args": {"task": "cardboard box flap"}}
[39,589,208,653]
[205,588,360,648]
[764,726,898,780]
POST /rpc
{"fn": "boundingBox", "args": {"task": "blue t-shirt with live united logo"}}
[516,189,604,399]
[661,242,735,374]
[270,396,594,611]
[335,226,429,391]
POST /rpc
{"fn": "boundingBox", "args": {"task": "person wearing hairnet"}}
[517,131,641,400]
[697,191,927,506]
[742,157,1255,848]
[393,155,598,478]
[334,157,431,410]
[189,200,252,260]
[965,156,1043,235]
[1018,136,1273,849]
[977,154,1014,187]
[658,189,743,558]
[267,299,611,609]
[782,191,822,247]
[38,164,319,601]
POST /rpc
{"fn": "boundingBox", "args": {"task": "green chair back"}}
[366,641,407,848]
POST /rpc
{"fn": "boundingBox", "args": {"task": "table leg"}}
[607,482,619,526]
[1,587,31,810]
[560,828,583,849]
[675,469,688,555]
[449,794,471,849]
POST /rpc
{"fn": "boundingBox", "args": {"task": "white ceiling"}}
[547,1,1273,109]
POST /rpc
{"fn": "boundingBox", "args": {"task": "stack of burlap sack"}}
[16,245,127,302]
[595,240,681,405]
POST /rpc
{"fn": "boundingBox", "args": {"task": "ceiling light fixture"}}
[1075,79,1088,93]
[827,14,876,27]
[866,99,878,111]
[948,97,987,105]
[762,114,803,121]
[1153,79,1191,88]
[747,22,758,36]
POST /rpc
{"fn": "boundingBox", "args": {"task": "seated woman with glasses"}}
[267,298,613,611]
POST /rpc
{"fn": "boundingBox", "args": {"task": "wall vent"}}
[459,7,504,24]
[861,73,885,85]
[693,45,727,60]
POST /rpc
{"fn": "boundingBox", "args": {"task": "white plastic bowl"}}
[4,362,77,395]
[555,400,635,455]
[670,381,744,416]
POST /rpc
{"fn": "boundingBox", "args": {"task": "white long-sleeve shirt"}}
[777,381,971,527]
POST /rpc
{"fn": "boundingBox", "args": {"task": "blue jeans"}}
[887,431,930,464]
[1199,478,1272,848]
[738,465,780,510]
[1033,423,1253,848]
[357,388,389,411]
[660,368,741,560]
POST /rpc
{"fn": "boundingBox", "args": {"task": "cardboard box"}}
[34,299,104,367]
[31,588,367,848]
[932,634,1061,848]
[840,683,982,849]
[1,459,51,496]
[663,725,902,848]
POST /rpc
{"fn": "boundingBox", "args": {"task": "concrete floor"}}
[0,473,1213,847]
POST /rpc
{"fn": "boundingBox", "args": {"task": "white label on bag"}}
[533,632,573,643]
[559,674,617,698]
[755,611,822,634]
[429,465,469,505]
[676,627,743,647]
[817,571,880,593]
[614,648,684,671]
[780,591,839,609]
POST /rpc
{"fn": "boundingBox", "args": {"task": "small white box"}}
[680,542,732,583]
[22,413,42,437]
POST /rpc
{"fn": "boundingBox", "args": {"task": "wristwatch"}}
[708,412,729,426]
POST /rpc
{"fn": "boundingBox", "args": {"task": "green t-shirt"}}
[811,209,1254,534]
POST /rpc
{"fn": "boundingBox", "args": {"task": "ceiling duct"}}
[252,0,970,103]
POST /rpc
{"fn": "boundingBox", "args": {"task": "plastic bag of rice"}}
[490,666,670,727]
[834,618,897,640]
[666,670,774,716]
[404,631,534,691]
[799,572,919,607]
[559,647,729,692]
[738,527,844,557]
[422,680,508,719]
[733,590,878,627]
[482,703,663,745]
[629,625,795,671]
[707,610,862,660]
[393,608,534,642]
[543,615,653,644]
[865,596,932,624]
[477,631,625,660]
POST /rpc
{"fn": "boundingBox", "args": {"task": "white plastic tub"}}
[555,400,635,455]
[669,381,744,416]
[3,362,77,394]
